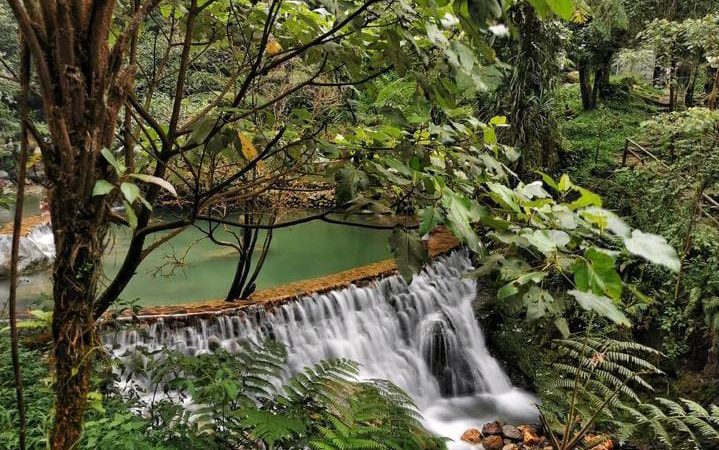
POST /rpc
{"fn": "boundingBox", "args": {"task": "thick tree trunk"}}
[47,151,111,448]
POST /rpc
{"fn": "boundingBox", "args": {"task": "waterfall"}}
[0,223,54,278]
[106,251,537,448]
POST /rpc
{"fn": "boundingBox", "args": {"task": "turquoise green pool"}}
[105,218,391,305]
[2,216,392,309]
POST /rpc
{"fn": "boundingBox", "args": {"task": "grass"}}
[554,83,658,189]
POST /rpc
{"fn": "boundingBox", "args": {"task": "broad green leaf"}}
[120,182,140,205]
[569,289,630,326]
[188,117,215,145]
[128,174,178,197]
[101,148,126,175]
[123,200,138,229]
[546,0,573,20]
[466,253,504,278]
[335,166,368,205]
[442,190,483,253]
[573,247,623,300]
[558,174,572,192]
[524,286,556,322]
[487,182,520,212]
[489,115,507,125]
[92,180,114,197]
[569,186,602,210]
[419,207,442,237]
[523,229,570,255]
[389,228,429,283]
[498,271,546,300]
[623,230,680,272]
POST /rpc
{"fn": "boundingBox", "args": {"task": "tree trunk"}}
[50,229,106,448]
[595,53,613,101]
[708,67,719,110]
[669,61,678,111]
[579,65,594,110]
[46,138,112,448]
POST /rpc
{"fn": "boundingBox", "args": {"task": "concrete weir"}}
[107,226,460,324]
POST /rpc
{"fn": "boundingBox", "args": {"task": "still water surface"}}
[1,201,391,308]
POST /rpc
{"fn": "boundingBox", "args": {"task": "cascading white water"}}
[106,251,537,448]
[0,223,54,277]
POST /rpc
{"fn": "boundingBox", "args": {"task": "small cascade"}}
[106,251,537,448]
[0,223,54,277]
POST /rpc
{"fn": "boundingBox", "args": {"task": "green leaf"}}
[569,186,602,210]
[389,228,429,283]
[120,182,140,205]
[101,148,126,175]
[442,190,483,253]
[623,230,680,272]
[558,173,572,192]
[123,201,138,229]
[419,207,442,237]
[335,166,368,205]
[188,117,215,145]
[92,180,114,197]
[573,248,623,300]
[546,0,573,20]
[497,271,546,300]
[240,408,306,447]
[128,173,178,197]
[554,317,570,338]
[524,286,556,322]
[569,289,630,326]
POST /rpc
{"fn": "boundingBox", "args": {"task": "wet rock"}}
[518,425,541,446]
[481,435,503,450]
[207,336,221,351]
[482,421,503,436]
[501,444,518,450]
[0,224,55,277]
[460,428,482,445]
[502,424,522,440]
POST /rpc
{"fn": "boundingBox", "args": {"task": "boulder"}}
[482,421,503,436]
[481,435,504,450]
[0,224,55,278]
[460,428,482,445]
[501,445,518,450]
[502,424,522,440]
[518,425,541,446]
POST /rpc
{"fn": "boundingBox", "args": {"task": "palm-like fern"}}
[539,337,663,450]
[130,340,439,450]
[309,379,444,450]
[621,398,719,449]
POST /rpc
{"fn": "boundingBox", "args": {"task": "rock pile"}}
[460,421,616,450]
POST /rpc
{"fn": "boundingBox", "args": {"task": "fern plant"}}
[621,398,719,449]
[538,337,663,450]
[121,340,441,450]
